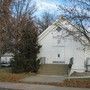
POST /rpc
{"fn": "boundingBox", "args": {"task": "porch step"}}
[38,64,68,75]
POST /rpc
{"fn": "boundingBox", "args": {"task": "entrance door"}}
[57,47,65,64]
[53,46,65,64]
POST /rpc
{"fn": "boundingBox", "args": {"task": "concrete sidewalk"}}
[21,75,65,83]
[0,82,90,90]
[66,76,90,79]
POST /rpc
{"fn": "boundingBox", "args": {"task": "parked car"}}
[0,53,13,67]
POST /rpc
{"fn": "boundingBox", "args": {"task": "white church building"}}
[38,17,90,75]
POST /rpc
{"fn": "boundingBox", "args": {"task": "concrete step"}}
[38,64,68,75]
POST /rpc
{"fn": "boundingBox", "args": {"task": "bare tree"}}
[36,12,57,33]
[0,0,36,52]
[58,0,90,45]
[0,0,12,64]
[0,0,37,66]
[9,0,36,52]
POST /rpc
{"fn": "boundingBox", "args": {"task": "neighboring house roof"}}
[38,16,90,46]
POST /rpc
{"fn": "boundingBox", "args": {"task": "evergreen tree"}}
[11,18,41,73]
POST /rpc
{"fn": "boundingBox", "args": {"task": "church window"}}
[58,54,60,57]
[56,27,62,32]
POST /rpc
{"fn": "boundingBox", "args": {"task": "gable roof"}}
[38,16,90,46]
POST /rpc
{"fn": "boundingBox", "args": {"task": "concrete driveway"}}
[0,82,90,90]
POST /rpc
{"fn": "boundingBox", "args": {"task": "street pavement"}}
[0,75,90,90]
[0,82,90,90]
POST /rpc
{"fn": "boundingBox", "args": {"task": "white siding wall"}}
[38,25,90,73]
